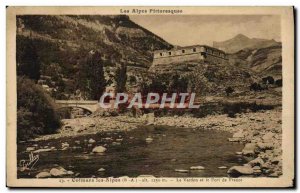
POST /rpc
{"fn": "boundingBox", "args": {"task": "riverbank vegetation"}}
[17,76,61,141]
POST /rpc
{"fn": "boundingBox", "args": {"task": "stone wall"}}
[204,54,228,65]
[153,52,204,66]
[152,45,228,67]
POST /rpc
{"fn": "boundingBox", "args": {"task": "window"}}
[160,53,163,56]
[193,48,196,52]
[182,50,185,53]
[169,52,172,55]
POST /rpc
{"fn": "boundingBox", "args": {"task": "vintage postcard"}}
[6,6,294,188]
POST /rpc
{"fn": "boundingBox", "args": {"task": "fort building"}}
[152,45,228,67]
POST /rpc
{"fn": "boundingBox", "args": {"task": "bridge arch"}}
[55,100,100,114]
[57,106,93,114]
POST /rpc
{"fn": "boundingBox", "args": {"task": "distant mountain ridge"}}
[213,34,281,53]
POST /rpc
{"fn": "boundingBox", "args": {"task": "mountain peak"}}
[213,33,281,53]
[233,34,249,40]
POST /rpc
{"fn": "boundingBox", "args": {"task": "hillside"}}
[17,16,282,98]
[229,45,282,78]
[213,34,281,54]
[149,60,257,96]
[149,35,283,96]
[16,15,173,97]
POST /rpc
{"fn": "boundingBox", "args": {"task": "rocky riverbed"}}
[24,108,282,178]
[154,109,282,177]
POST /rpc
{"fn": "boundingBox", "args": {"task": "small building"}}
[152,45,228,67]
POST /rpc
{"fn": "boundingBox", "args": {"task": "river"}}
[17,125,247,178]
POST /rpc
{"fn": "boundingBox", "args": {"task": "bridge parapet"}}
[55,100,99,113]
[55,100,99,105]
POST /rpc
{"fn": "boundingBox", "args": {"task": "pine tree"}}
[17,38,41,81]
[115,63,127,93]
[79,50,106,100]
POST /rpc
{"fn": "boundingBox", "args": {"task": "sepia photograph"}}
[6,6,294,188]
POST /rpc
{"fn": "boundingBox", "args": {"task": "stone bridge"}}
[55,100,100,113]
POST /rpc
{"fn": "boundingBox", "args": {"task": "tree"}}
[250,82,263,91]
[78,50,106,100]
[128,75,137,85]
[262,76,275,84]
[275,79,282,87]
[17,76,61,141]
[225,86,234,96]
[17,38,41,81]
[169,74,188,93]
[115,63,127,93]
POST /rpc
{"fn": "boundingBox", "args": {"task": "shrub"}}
[223,102,274,118]
[225,86,234,96]
[128,75,137,85]
[250,82,263,91]
[262,76,275,84]
[275,79,282,87]
[17,76,61,141]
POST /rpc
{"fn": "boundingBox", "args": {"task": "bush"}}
[17,76,61,141]
[275,79,282,87]
[262,76,274,84]
[250,82,262,91]
[225,86,234,96]
[223,102,274,118]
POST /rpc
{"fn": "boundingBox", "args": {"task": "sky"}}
[130,15,281,46]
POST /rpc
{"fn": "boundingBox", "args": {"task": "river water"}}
[17,125,247,178]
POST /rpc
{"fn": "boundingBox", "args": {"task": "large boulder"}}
[242,143,257,156]
[145,113,155,124]
[145,137,153,143]
[61,142,70,149]
[257,142,274,151]
[228,131,245,142]
[26,147,36,152]
[88,138,96,144]
[232,131,244,138]
[190,166,205,170]
[92,146,107,153]
[262,132,275,142]
[36,171,51,178]
[248,157,264,167]
[97,168,106,172]
[50,167,67,177]
[227,165,254,176]
[175,169,189,173]
[270,156,281,164]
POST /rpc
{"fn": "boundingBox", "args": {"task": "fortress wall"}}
[154,46,205,59]
[153,53,204,65]
[152,45,228,68]
[204,54,228,64]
